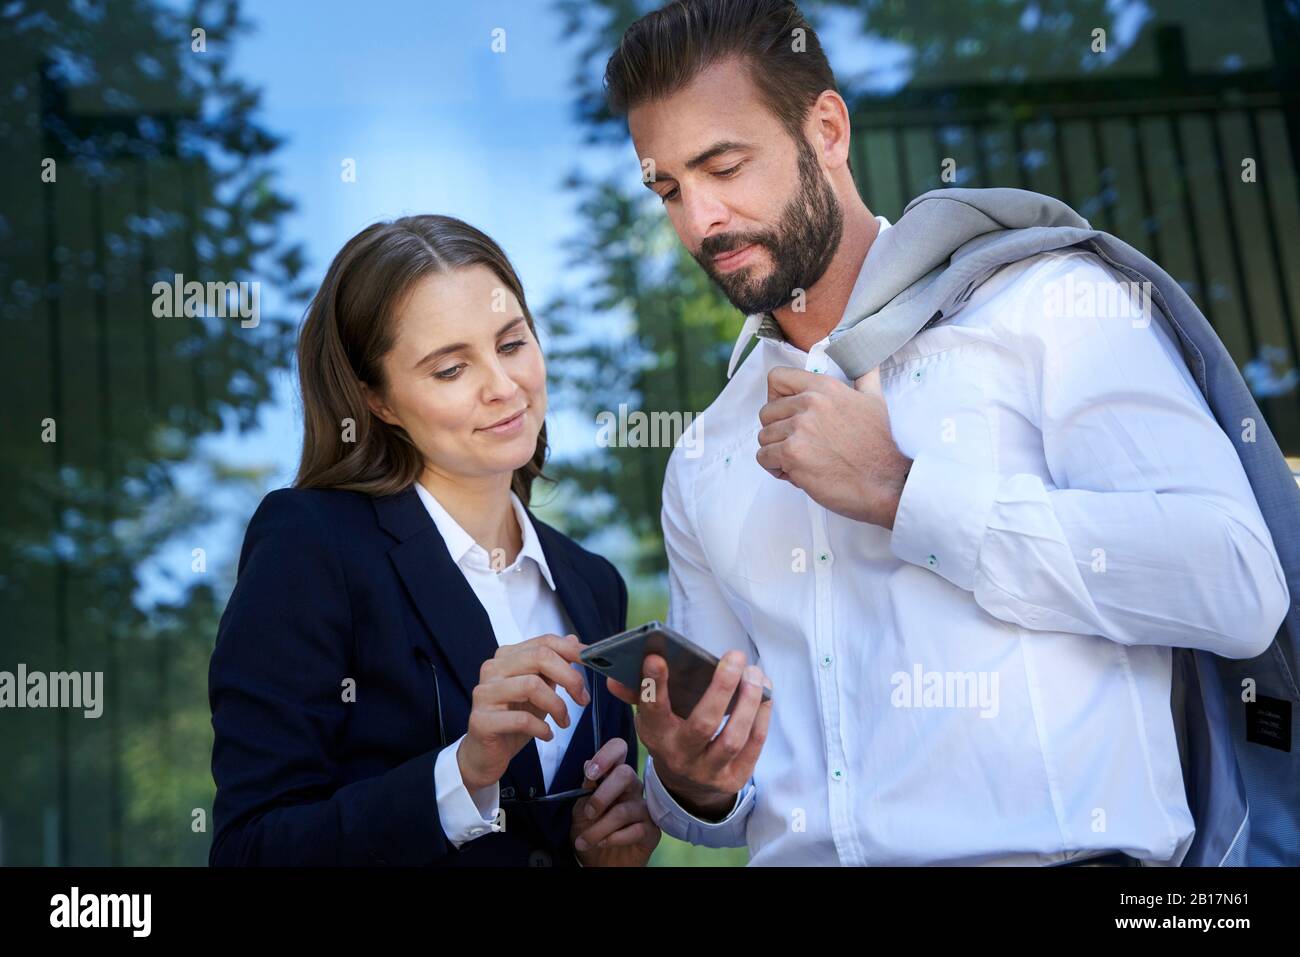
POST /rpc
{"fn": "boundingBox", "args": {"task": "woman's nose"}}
[482,355,522,402]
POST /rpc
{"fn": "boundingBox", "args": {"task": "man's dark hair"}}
[604,0,848,168]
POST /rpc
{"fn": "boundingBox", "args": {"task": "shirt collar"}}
[726,214,893,379]
[412,482,557,590]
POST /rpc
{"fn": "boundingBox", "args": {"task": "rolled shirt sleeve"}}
[890,255,1289,659]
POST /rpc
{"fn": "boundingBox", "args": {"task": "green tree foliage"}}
[0,0,307,864]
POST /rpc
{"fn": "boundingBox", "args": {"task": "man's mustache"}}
[698,234,771,263]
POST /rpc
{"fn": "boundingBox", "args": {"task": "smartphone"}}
[579,621,771,720]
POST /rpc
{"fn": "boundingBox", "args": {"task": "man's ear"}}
[362,382,399,427]
[812,90,852,171]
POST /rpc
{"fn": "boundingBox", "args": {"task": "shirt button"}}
[817,551,832,565]
[831,768,845,782]
[820,654,833,669]
[911,369,924,382]
[927,554,939,568]
[528,850,552,867]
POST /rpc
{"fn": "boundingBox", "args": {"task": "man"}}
[601,0,1290,865]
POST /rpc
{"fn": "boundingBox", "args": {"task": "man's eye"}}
[659,186,679,203]
[433,364,464,381]
[714,164,741,177]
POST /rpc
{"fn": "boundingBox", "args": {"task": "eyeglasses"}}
[428,658,602,805]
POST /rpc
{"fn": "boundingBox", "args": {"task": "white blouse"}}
[415,482,586,848]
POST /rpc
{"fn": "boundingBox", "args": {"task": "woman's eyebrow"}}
[413,316,526,369]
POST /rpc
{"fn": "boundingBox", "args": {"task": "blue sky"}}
[218,0,605,483]
[141,0,615,603]
[132,0,928,604]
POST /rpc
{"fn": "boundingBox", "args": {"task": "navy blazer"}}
[208,484,636,866]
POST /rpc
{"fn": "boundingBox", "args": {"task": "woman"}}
[208,215,660,866]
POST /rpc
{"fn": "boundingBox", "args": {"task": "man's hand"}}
[756,365,912,528]
[607,650,771,820]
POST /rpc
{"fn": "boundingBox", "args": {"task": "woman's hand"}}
[457,633,591,792]
[570,738,661,867]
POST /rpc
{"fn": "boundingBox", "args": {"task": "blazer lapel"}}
[529,514,623,792]
[374,487,497,698]
[374,486,550,802]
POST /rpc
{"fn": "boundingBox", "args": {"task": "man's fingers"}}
[605,676,639,705]
[757,393,803,427]
[677,650,747,754]
[755,441,791,480]
[766,365,823,403]
[731,676,774,775]
[853,366,883,396]
[706,665,766,767]
[756,417,795,448]
[637,653,677,729]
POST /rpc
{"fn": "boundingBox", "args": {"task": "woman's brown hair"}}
[293,215,549,503]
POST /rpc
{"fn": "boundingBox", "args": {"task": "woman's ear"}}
[362,381,400,427]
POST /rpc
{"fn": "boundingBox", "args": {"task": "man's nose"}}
[682,186,729,247]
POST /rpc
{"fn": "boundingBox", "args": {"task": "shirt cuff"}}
[643,755,754,848]
[890,450,1000,592]
[433,734,501,848]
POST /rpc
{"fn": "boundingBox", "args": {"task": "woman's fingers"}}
[474,674,571,728]
[488,639,591,706]
[573,796,651,850]
[582,737,630,787]
[590,819,661,851]
[577,762,639,825]
[467,707,553,743]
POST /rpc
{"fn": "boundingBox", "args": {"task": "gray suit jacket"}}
[823,188,1299,865]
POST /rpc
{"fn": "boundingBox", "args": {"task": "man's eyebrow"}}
[414,316,525,368]
[642,140,753,189]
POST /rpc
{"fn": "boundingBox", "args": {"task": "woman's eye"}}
[500,339,527,354]
[433,364,464,381]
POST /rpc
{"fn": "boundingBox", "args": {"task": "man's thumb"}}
[853,366,883,396]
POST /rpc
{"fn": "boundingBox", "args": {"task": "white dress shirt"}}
[644,216,1290,865]
[416,483,586,848]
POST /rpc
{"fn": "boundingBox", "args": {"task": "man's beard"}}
[693,136,844,317]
